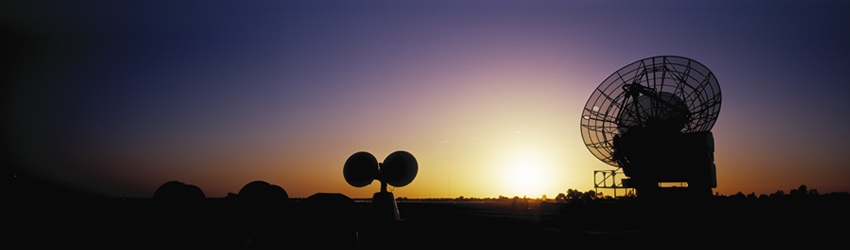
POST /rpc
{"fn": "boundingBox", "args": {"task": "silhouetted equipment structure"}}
[153,180,205,201]
[238,180,289,205]
[299,193,360,246]
[580,56,721,199]
[151,181,211,247]
[344,151,418,222]
[232,180,291,248]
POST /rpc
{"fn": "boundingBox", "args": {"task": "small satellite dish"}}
[343,151,379,187]
[380,151,418,188]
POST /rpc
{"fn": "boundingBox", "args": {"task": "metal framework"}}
[580,56,721,167]
[593,169,633,197]
[580,56,721,198]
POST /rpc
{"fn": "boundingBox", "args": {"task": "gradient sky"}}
[4,0,850,199]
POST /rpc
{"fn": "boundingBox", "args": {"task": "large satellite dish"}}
[580,56,721,197]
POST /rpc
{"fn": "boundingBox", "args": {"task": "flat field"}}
[10,195,849,248]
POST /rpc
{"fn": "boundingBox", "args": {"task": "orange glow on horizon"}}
[12,1,849,200]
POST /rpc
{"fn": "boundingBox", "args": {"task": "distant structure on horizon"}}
[153,180,205,201]
[580,55,721,199]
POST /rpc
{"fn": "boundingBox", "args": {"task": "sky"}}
[3,0,850,199]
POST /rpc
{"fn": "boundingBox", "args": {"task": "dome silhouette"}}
[238,180,288,202]
[153,180,205,200]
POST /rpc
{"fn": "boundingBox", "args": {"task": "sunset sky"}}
[4,0,850,199]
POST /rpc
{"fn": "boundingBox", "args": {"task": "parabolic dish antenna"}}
[343,150,418,191]
[580,55,721,198]
[580,55,721,167]
[381,151,418,187]
[344,150,418,222]
[343,151,379,188]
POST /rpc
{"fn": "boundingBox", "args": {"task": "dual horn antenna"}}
[344,151,418,192]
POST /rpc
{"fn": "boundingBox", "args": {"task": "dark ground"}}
[9,192,850,249]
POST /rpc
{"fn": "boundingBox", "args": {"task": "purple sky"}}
[4,0,850,198]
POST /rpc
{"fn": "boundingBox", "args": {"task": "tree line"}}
[721,184,850,200]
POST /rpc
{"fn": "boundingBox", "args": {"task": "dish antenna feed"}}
[580,56,721,198]
[344,150,418,222]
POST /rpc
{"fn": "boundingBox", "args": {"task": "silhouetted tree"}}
[555,193,567,203]
[808,188,819,196]
[511,196,519,209]
[566,189,582,200]
[580,190,597,201]
[770,190,785,199]
[731,192,746,199]
[790,185,808,198]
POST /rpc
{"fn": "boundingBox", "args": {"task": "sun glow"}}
[503,150,550,197]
